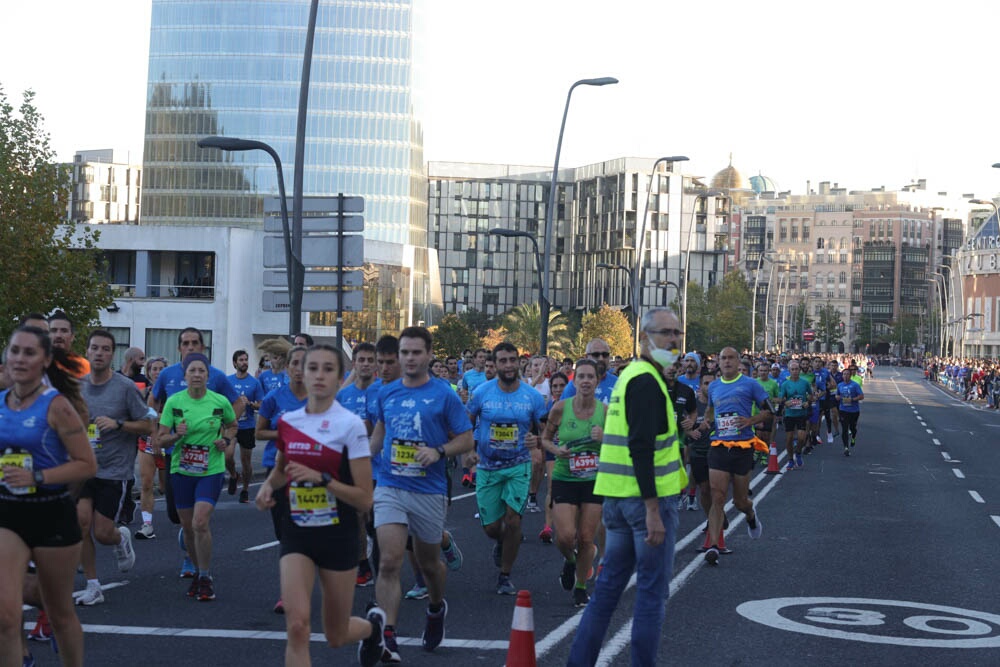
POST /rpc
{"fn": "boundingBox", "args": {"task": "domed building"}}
[710,155,748,191]
[749,172,778,194]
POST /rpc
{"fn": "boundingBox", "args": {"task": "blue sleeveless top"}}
[0,388,69,494]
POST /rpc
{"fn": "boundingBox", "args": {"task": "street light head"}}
[660,155,689,164]
[992,163,1000,169]
[579,76,619,87]
[197,135,260,151]
[488,228,527,239]
[969,199,993,205]
[596,262,613,270]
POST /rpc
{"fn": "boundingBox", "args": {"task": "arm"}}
[255,449,289,510]
[93,415,154,436]
[369,420,385,457]
[414,428,474,466]
[255,413,277,442]
[213,420,238,450]
[5,395,98,488]
[540,401,564,455]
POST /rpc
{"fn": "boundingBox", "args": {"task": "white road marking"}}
[969,490,985,504]
[953,468,965,479]
[919,422,927,427]
[244,540,279,552]
[926,429,934,434]
[992,516,1000,529]
[942,452,951,461]
[932,439,941,445]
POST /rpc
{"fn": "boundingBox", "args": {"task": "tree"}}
[431,314,480,359]
[704,271,754,353]
[1,87,110,346]
[784,300,813,352]
[501,302,573,357]
[577,304,634,358]
[815,303,844,351]
[457,309,496,337]
[681,281,710,351]
[480,326,509,352]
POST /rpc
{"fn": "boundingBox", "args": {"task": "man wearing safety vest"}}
[568,308,687,667]
[696,346,772,566]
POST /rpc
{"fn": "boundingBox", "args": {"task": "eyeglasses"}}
[589,351,610,358]
[645,328,683,337]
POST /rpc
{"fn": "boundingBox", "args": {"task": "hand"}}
[285,461,322,484]
[555,446,572,460]
[645,506,665,546]
[736,416,753,429]
[175,420,188,436]
[1,466,33,488]
[590,425,604,442]
[413,446,440,467]
[465,451,479,467]
[255,483,275,510]
[524,433,538,450]
[213,438,230,451]
[94,416,117,432]
[680,415,695,432]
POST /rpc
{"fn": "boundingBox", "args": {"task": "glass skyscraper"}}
[142,0,425,248]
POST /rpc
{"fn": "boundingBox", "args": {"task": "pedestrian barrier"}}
[764,444,782,475]
[504,589,537,667]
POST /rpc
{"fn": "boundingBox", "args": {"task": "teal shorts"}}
[476,461,531,526]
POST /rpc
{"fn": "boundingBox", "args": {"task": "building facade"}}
[67,149,141,225]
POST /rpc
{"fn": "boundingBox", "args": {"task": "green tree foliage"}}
[501,302,572,357]
[784,300,814,352]
[684,272,753,354]
[0,87,110,346]
[457,309,496,337]
[577,304,634,359]
[431,314,480,359]
[815,303,844,350]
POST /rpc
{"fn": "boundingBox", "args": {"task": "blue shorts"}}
[170,472,224,509]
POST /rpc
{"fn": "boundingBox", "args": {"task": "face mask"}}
[647,336,679,367]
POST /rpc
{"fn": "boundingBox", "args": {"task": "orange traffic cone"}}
[505,590,537,667]
[701,526,727,552]
[764,443,782,475]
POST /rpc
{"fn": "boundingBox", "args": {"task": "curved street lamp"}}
[488,228,543,335]
[540,76,618,355]
[681,189,724,352]
[751,250,775,355]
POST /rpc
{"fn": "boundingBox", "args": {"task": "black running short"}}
[280,521,358,571]
[235,428,256,450]
[78,477,134,522]
[707,445,754,476]
[820,397,837,411]
[689,455,709,484]
[550,479,602,506]
[783,415,807,432]
[0,495,82,549]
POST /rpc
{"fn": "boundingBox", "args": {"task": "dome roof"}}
[749,173,778,194]
[710,154,747,190]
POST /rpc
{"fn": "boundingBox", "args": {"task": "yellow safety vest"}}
[594,360,688,498]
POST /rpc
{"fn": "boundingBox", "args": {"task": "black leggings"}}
[839,412,860,446]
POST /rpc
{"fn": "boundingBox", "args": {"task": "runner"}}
[777,359,811,471]
[824,358,843,443]
[677,352,702,392]
[255,345,386,667]
[538,371,568,544]
[119,347,148,386]
[156,353,238,601]
[47,310,91,377]
[540,359,605,607]
[664,362,697,510]
[458,347,488,401]
[369,326,473,662]
[135,356,167,539]
[75,330,152,606]
[259,338,293,394]
[562,339,618,404]
[686,370,725,553]
[837,362,865,455]
[755,361,780,459]
[257,345,309,614]
[1,325,97,667]
[524,355,550,513]
[467,342,548,595]
[228,350,265,504]
[697,347,770,565]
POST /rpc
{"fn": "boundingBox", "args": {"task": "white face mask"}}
[647,336,679,367]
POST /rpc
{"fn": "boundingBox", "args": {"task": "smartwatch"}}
[435,446,447,459]
[320,472,333,486]
[116,419,125,429]
[33,469,45,485]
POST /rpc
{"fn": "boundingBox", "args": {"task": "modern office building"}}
[93,0,434,363]
[67,149,141,225]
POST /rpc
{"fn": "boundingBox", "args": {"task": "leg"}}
[499,506,522,574]
[317,567,373,648]
[34,543,86,667]
[542,460,555,535]
[177,508,197,568]
[731,473,753,516]
[280,553,317,667]
[574,503,602,586]
[138,451,156,520]
[552,502,580,562]
[240,447,253,493]
[707,468,732,547]
[629,496,678,667]
[0,530,30,667]
[192,501,215,572]
[76,497,99,580]
[374,523,408,626]
[412,538,446,605]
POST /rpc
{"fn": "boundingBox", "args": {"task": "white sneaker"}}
[827,433,834,444]
[115,526,136,572]
[75,583,104,606]
[135,522,156,539]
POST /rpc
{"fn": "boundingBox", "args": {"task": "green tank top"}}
[552,397,606,482]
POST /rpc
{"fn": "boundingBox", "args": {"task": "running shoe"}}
[559,559,576,591]
[441,531,463,571]
[718,545,734,555]
[785,460,796,471]
[538,525,553,543]
[844,446,850,457]
[572,587,590,608]
[27,612,51,641]
[186,576,200,598]
[135,522,155,539]
[196,576,216,601]
[357,569,374,587]
[239,489,249,504]
[227,472,238,496]
[815,435,822,446]
[525,497,540,513]
[114,526,136,572]
[180,557,197,578]
[422,599,448,651]
[75,583,104,606]
[358,604,387,667]
[273,598,284,614]
[405,584,429,600]
[794,453,804,468]
[686,495,699,511]
[704,547,720,566]
[851,435,856,447]
[833,431,841,438]
[382,629,402,663]
[22,652,35,667]
[746,511,762,539]
[461,473,472,488]
[827,433,834,444]
[496,575,517,596]
[492,540,503,568]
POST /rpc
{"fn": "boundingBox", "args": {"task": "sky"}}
[3,0,1000,200]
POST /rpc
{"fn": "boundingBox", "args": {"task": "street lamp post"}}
[197,136,299,335]
[927,276,946,356]
[773,269,787,353]
[654,280,680,308]
[488,229,543,341]
[541,76,618,355]
[942,254,966,356]
[681,189,724,352]
[634,155,689,355]
[597,263,634,339]
[751,250,775,356]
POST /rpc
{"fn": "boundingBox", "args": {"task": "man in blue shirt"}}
[228,349,264,503]
[837,362,865,455]
[370,327,473,661]
[677,352,702,392]
[777,360,812,470]
[467,342,548,596]
[459,347,489,400]
[562,338,619,404]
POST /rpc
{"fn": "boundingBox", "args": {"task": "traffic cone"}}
[764,443,782,475]
[701,526,727,552]
[505,590,537,667]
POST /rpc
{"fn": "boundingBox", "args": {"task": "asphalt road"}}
[23,368,1000,665]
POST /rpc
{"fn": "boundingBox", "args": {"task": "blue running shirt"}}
[707,374,770,441]
[837,380,863,413]
[467,379,548,471]
[228,374,265,429]
[258,385,308,469]
[153,363,239,404]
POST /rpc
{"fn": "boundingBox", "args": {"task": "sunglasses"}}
[589,352,610,358]
[646,328,684,337]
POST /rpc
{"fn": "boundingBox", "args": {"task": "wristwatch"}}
[435,446,447,459]
[33,469,45,485]
[320,472,333,486]
[116,419,125,429]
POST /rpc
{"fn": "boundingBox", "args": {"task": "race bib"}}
[841,394,853,405]
[289,483,339,527]
[87,423,102,450]
[716,412,740,439]
[489,422,518,451]
[179,444,210,475]
[568,452,599,479]
[390,439,426,477]
[0,452,36,495]
[787,398,803,409]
